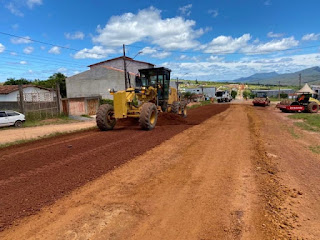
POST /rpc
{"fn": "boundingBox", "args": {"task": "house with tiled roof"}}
[0,85,55,102]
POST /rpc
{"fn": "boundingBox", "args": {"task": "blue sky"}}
[0,0,320,82]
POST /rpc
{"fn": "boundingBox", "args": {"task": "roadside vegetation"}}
[187,100,212,109]
[288,113,320,132]
[309,145,320,154]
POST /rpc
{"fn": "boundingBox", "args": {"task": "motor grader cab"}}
[96,67,187,131]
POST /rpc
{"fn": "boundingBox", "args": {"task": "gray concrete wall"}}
[184,87,216,98]
[252,89,294,97]
[66,67,136,100]
[90,58,154,74]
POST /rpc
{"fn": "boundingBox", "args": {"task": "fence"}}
[17,85,61,120]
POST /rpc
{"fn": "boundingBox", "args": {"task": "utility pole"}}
[278,80,281,100]
[123,44,128,89]
[18,85,25,114]
[299,73,302,88]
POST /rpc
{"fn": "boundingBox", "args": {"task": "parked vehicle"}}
[215,90,232,102]
[277,93,319,113]
[0,110,25,127]
[252,92,270,106]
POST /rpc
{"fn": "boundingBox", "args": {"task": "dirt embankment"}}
[0,104,228,232]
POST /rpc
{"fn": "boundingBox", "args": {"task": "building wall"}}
[90,58,154,74]
[0,87,55,102]
[252,89,294,97]
[66,66,136,100]
[183,87,216,98]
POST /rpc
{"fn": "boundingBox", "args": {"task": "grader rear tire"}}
[307,102,319,113]
[171,101,181,114]
[139,102,158,130]
[96,104,116,131]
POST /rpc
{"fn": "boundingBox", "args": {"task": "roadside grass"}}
[288,114,320,132]
[80,114,93,118]
[187,100,212,109]
[309,145,320,154]
[0,126,97,149]
[286,126,300,139]
[24,114,78,128]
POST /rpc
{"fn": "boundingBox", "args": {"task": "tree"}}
[280,92,288,99]
[243,90,251,99]
[195,79,199,84]
[35,73,67,97]
[4,78,31,85]
[231,90,237,99]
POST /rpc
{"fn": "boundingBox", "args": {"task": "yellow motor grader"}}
[96,67,187,131]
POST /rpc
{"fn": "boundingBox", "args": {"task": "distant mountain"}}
[235,72,279,83]
[233,66,320,86]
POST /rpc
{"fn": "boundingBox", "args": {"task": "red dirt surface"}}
[0,104,229,231]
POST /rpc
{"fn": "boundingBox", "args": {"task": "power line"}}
[2,31,320,58]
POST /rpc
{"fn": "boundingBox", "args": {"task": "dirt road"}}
[1,104,320,239]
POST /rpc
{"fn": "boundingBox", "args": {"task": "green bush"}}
[100,99,113,105]
[280,93,288,99]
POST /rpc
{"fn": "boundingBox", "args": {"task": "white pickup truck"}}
[0,110,25,127]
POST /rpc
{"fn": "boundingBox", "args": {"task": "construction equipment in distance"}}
[215,90,232,103]
[252,92,270,106]
[96,67,187,131]
[277,92,320,113]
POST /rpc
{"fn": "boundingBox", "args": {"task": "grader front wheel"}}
[96,104,117,131]
[139,102,158,130]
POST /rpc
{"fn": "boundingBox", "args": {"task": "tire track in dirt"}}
[0,104,229,231]
[246,105,293,239]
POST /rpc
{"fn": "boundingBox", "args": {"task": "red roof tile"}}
[0,85,53,94]
[88,56,154,68]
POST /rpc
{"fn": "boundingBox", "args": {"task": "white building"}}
[0,85,56,102]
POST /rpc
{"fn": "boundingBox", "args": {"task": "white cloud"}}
[141,47,157,55]
[48,46,61,54]
[163,53,320,80]
[23,46,34,54]
[73,46,115,59]
[203,34,252,54]
[202,34,298,55]
[267,32,284,38]
[57,67,67,73]
[40,46,46,50]
[26,0,42,9]
[207,55,224,62]
[0,43,5,53]
[179,4,192,16]
[140,47,171,59]
[65,31,85,40]
[302,33,320,41]
[28,70,33,73]
[11,36,32,44]
[208,9,219,18]
[20,61,27,65]
[92,7,204,50]
[242,37,299,54]
[5,3,24,17]
[10,52,17,56]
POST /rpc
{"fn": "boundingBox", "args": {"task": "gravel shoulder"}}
[0,121,96,145]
